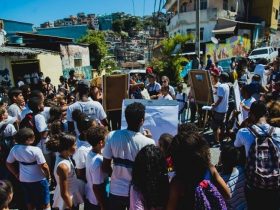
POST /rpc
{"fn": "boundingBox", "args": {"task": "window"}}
[200,27,204,41]
[223,0,228,10]
[74,59,82,67]
[200,0,207,10]
[275,9,279,20]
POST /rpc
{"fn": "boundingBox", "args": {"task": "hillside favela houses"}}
[0,18,91,87]
[165,0,280,62]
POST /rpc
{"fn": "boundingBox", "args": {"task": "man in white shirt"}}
[102,102,155,210]
[254,58,269,86]
[146,74,161,99]
[211,72,230,145]
[67,80,108,132]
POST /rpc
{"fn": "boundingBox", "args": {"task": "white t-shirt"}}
[158,94,173,100]
[7,144,46,182]
[234,123,280,157]
[20,106,50,123]
[254,64,268,86]
[34,113,49,154]
[0,123,17,137]
[73,140,92,169]
[67,100,107,123]
[214,83,229,113]
[147,82,161,94]
[8,104,21,119]
[176,92,187,112]
[241,97,256,120]
[168,85,175,97]
[102,129,155,197]
[85,151,108,205]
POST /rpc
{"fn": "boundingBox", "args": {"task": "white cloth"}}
[147,82,161,93]
[73,141,92,169]
[8,104,21,119]
[85,151,108,205]
[168,85,175,97]
[6,145,46,182]
[241,97,256,120]
[2,124,17,137]
[234,123,280,157]
[34,113,49,154]
[214,83,229,113]
[0,29,6,46]
[67,100,107,122]
[24,74,31,84]
[102,129,155,197]
[17,81,25,87]
[158,94,173,100]
[254,64,268,86]
[53,156,84,210]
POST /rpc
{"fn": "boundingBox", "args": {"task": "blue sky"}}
[1,0,163,26]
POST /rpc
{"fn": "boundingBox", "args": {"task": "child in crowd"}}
[175,83,187,123]
[85,126,108,210]
[7,88,24,120]
[73,117,97,181]
[0,180,13,210]
[158,133,174,181]
[130,145,169,210]
[240,85,256,120]
[6,128,51,210]
[158,86,173,100]
[166,132,230,210]
[47,133,84,210]
[218,145,247,210]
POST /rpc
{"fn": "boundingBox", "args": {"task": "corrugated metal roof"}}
[0,46,58,55]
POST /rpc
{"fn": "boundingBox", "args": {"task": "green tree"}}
[78,30,108,70]
[112,19,123,33]
[150,34,194,85]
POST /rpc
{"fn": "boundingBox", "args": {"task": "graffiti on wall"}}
[0,68,12,87]
[63,66,92,80]
[206,35,251,63]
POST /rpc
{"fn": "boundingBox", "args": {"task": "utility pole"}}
[195,0,200,60]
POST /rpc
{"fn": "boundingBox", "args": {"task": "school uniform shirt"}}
[66,100,107,123]
[20,105,50,123]
[85,151,108,205]
[176,93,187,113]
[254,64,268,86]
[34,113,49,154]
[7,144,47,182]
[102,129,155,197]
[220,166,247,210]
[147,82,161,96]
[158,94,173,100]
[234,123,280,157]
[214,83,229,113]
[1,123,17,137]
[168,85,176,97]
[73,140,92,169]
[241,97,256,120]
[8,103,21,119]
[0,116,17,128]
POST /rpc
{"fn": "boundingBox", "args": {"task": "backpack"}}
[0,125,14,166]
[19,113,41,146]
[195,180,227,210]
[246,125,280,190]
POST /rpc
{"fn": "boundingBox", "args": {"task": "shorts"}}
[21,179,50,208]
[211,111,226,130]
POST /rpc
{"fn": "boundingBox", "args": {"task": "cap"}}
[210,67,221,77]
[146,67,153,74]
[78,79,90,88]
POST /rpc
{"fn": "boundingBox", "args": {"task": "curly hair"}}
[171,132,210,185]
[46,133,76,153]
[132,145,169,210]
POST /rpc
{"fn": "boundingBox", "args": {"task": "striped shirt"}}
[220,166,247,210]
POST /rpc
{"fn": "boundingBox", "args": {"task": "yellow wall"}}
[37,54,63,87]
[251,0,279,30]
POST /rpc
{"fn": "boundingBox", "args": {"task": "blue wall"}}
[36,25,89,40]
[3,19,33,35]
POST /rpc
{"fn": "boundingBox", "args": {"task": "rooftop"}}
[0,46,58,55]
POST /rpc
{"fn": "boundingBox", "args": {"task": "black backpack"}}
[0,124,14,166]
[19,113,41,146]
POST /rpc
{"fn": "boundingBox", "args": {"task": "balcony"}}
[166,8,229,33]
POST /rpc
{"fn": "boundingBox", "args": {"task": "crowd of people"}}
[0,55,279,210]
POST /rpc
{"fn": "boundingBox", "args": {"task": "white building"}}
[165,0,237,41]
